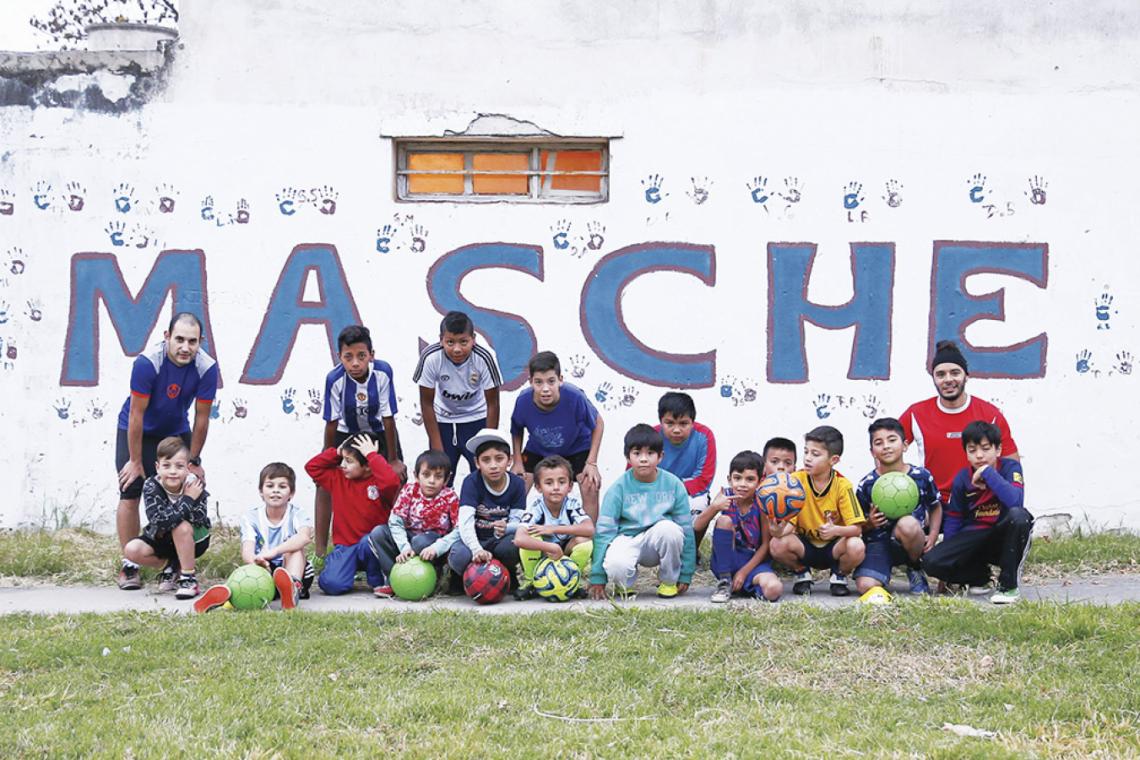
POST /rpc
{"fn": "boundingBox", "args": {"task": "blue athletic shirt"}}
[510,383,598,457]
[458,471,527,547]
[854,464,941,543]
[116,342,219,436]
[322,360,398,434]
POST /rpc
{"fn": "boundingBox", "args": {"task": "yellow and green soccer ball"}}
[532,557,580,602]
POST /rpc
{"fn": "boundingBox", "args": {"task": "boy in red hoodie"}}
[306,433,400,595]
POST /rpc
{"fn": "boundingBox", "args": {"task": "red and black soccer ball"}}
[463,559,510,605]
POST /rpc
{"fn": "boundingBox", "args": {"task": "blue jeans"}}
[318,534,386,595]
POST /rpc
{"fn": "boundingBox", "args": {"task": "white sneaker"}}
[792,570,814,595]
[711,579,731,603]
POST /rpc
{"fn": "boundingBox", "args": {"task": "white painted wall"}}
[1,1,1138,530]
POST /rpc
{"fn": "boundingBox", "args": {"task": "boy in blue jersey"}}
[589,424,695,600]
[314,324,405,556]
[655,392,717,550]
[115,312,218,590]
[195,462,314,612]
[449,429,527,588]
[510,351,604,521]
[922,421,1032,604]
[513,455,595,600]
[853,418,942,599]
[413,310,502,485]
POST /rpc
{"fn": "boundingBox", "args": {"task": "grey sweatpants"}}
[602,520,685,586]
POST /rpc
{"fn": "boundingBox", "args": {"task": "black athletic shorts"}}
[521,449,590,478]
[136,531,210,562]
[115,429,192,500]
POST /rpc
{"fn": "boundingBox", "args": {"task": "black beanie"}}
[931,341,968,373]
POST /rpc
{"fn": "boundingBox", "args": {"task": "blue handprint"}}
[281,388,296,414]
[1095,292,1114,329]
[813,393,833,419]
[594,381,612,404]
[113,182,134,213]
[551,219,571,250]
[53,398,70,420]
[967,173,987,204]
[719,377,734,398]
[842,181,864,210]
[210,399,221,420]
[747,176,770,205]
[105,221,126,247]
[1075,350,1092,374]
[376,224,396,254]
[33,181,53,211]
[276,188,299,216]
[200,196,215,222]
[641,174,666,204]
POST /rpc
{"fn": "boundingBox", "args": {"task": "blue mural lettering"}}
[240,244,362,384]
[580,243,716,387]
[930,241,1048,378]
[61,251,215,386]
[426,243,544,391]
[767,242,895,383]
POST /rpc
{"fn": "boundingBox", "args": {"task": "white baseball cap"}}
[465,428,512,455]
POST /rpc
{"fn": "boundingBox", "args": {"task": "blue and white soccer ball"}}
[532,557,581,602]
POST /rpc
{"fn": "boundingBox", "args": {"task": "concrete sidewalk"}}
[2,574,1136,615]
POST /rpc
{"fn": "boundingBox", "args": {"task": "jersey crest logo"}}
[469,371,480,385]
[166,383,181,399]
[356,392,367,402]
[367,485,380,500]
[441,374,450,382]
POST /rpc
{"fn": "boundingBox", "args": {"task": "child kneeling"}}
[514,455,594,600]
[589,425,695,600]
[369,450,461,598]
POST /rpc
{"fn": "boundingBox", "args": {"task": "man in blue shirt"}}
[115,312,218,590]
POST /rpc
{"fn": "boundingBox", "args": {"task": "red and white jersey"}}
[898,394,1018,504]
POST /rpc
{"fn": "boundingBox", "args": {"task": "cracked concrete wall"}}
[1,1,1139,531]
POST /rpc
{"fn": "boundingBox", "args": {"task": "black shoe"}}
[513,584,537,601]
[829,572,850,597]
[792,570,813,596]
[445,570,465,596]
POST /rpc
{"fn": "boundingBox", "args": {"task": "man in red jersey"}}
[899,340,1019,505]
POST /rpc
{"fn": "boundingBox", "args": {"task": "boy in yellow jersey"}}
[769,425,866,596]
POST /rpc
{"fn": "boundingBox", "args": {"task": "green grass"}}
[1,604,1138,757]
[2,526,1136,587]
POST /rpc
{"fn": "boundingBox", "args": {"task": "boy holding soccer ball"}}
[513,455,595,600]
[769,426,866,596]
[853,419,941,600]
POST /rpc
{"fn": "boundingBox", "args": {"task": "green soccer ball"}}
[533,557,581,602]
[390,557,438,601]
[226,564,275,611]
[871,471,920,520]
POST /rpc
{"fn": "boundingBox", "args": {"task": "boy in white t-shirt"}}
[194,462,314,612]
[412,311,502,484]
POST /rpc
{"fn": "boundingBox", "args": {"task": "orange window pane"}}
[407,152,465,194]
[541,150,603,192]
[473,152,530,195]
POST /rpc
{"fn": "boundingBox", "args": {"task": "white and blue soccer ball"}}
[533,557,581,602]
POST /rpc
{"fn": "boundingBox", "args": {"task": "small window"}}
[397,140,609,203]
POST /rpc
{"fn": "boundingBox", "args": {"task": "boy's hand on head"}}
[419,546,438,561]
[492,519,507,538]
[353,435,379,458]
[588,584,608,600]
[868,506,887,529]
[184,479,204,500]
[396,548,414,564]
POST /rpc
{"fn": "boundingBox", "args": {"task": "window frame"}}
[394,137,609,204]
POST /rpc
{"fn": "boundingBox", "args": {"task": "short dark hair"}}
[762,437,797,462]
[440,310,474,336]
[805,425,844,457]
[339,432,379,466]
[414,450,452,479]
[156,436,190,461]
[729,450,764,477]
[624,423,664,456]
[259,462,296,491]
[167,311,203,335]
[475,440,511,459]
[657,392,696,421]
[534,455,574,481]
[961,420,1002,450]
[528,351,561,376]
[337,325,372,352]
[868,417,906,444]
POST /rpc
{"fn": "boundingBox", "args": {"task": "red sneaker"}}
[373,585,394,599]
[274,567,297,610]
[193,583,231,613]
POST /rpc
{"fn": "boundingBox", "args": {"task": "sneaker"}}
[656,582,679,598]
[829,572,850,597]
[373,585,394,599]
[157,565,178,593]
[969,583,993,596]
[513,583,537,601]
[175,575,200,600]
[614,585,637,601]
[445,571,465,596]
[710,579,732,603]
[859,586,892,605]
[907,567,931,595]
[991,587,1021,605]
[193,583,231,613]
[274,567,298,609]
[117,564,142,591]
[792,570,814,596]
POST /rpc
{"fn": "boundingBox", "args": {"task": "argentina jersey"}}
[323,360,398,434]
